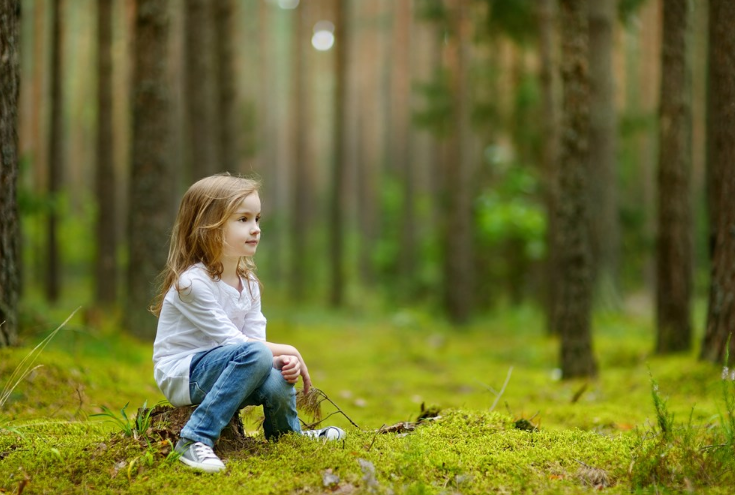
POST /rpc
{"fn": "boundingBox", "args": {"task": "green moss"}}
[2,305,733,493]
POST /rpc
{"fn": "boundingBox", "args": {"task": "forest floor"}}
[1,299,734,494]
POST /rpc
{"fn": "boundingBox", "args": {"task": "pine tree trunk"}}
[46,0,63,303]
[184,0,220,179]
[442,0,474,324]
[127,0,172,340]
[701,0,735,363]
[555,0,597,378]
[393,0,416,300]
[215,0,237,171]
[290,1,310,302]
[95,0,117,307]
[329,0,348,307]
[537,0,560,333]
[588,0,619,305]
[655,0,692,354]
[0,0,20,348]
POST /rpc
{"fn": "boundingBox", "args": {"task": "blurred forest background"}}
[1,0,734,378]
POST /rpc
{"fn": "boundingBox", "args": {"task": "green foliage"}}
[482,0,537,46]
[414,0,448,23]
[618,0,650,25]
[474,160,546,305]
[629,367,735,491]
[412,70,453,138]
[648,370,675,440]
[91,402,157,441]
[1,308,79,413]
[476,165,545,258]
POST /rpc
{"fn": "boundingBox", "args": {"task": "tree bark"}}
[46,0,63,303]
[127,0,173,340]
[656,0,692,354]
[555,0,597,378]
[95,0,117,307]
[393,0,417,300]
[701,0,735,363]
[184,0,220,179]
[588,0,619,305]
[289,1,311,302]
[442,0,474,324]
[537,0,560,333]
[215,0,237,172]
[328,0,348,307]
[0,0,20,347]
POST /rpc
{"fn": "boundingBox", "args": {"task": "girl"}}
[151,174,344,473]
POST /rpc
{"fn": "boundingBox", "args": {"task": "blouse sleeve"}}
[241,277,267,341]
[170,274,249,346]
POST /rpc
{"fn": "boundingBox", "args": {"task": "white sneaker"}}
[302,426,346,441]
[175,439,225,473]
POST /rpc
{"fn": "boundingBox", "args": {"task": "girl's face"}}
[222,192,261,261]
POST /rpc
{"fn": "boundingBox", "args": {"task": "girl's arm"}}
[265,342,312,393]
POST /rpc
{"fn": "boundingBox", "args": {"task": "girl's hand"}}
[273,355,301,384]
[299,357,312,394]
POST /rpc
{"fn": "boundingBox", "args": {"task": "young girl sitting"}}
[151,174,345,473]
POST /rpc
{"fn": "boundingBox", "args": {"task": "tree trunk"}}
[215,0,237,171]
[442,0,474,324]
[95,0,117,307]
[184,0,220,179]
[46,0,63,303]
[555,0,597,379]
[0,0,20,348]
[328,0,348,307]
[656,0,692,354]
[588,0,619,306]
[701,0,735,364]
[537,0,560,333]
[127,0,173,340]
[289,1,312,303]
[393,0,417,300]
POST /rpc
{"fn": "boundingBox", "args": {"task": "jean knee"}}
[262,369,296,404]
[235,340,273,376]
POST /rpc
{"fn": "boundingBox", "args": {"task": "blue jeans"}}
[180,341,301,447]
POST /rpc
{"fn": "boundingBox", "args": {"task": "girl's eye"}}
[239,217,249,222]
[256,216,261,223]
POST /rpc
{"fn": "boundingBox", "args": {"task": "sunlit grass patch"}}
[2,300,733,493]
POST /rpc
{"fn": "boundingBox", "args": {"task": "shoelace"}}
[192,442,218,461]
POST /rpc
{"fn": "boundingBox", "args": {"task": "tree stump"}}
[144,404,260,454]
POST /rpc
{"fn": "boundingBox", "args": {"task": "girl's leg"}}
[240,367,301,439]
[181,341,273,447]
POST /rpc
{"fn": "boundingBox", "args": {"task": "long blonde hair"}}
[150,173,261,316]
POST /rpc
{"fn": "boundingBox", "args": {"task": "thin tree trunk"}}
[701,0,735,364]
[442,0,474,324]
[555,0,597,379]
[394,0,416,299]
[655,0,692,354]
[588,0,619,306]
[537,0,560,333]
[290,1,310,302]
[0,0,21,347]
[127,0,172,340]
[46,0,63,303]
[215,0,237,171]
[329,0,348,307]
[184,0,219,179]
[95,0,117,307]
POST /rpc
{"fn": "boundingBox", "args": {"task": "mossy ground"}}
[1,301,733,493]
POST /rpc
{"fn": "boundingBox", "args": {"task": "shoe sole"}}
[179,456,225,473]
